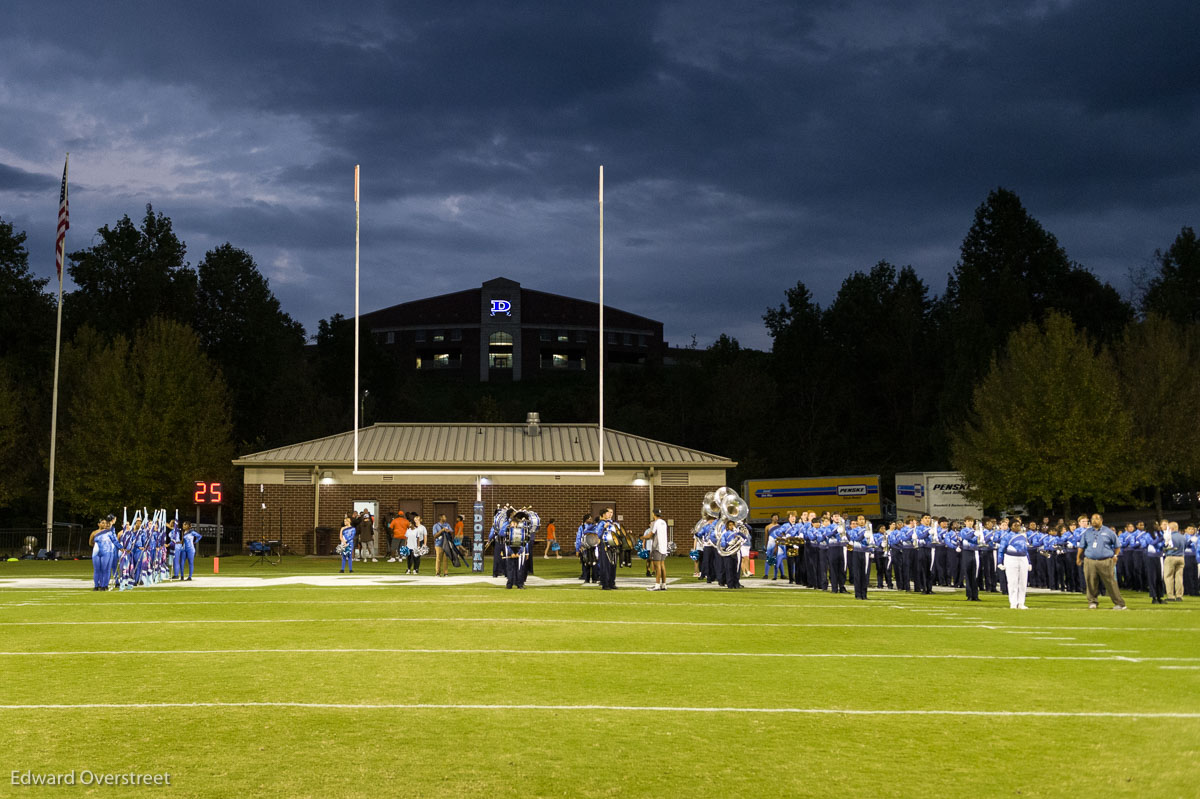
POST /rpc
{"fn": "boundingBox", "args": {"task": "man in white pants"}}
[998,521,1030,609]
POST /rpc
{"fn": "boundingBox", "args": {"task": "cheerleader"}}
[339,516,356,573]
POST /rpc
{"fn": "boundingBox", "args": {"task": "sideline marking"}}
[0,701,1196,718]
[0,647,1193,663]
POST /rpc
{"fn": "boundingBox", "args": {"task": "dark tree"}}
[937,188,1130,427]
[66,204,196,334]
[194,243,312,447]
[1142,226,1200,325]
[0,217,56,377]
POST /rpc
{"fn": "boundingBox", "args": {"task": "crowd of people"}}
[88,510,202,591]
[750,511,1199,606]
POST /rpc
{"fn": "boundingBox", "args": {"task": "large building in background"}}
[360,277,664,382]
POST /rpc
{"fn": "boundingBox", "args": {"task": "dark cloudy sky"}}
[2,1,1197,350]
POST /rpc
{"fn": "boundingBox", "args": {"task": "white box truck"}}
[895,472,983,520]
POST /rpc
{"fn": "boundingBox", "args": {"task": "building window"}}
[553,353,568,368]
[415,356,423,369]
[607,332,618,345]
[432,330,445,343]
[415,330,426,343]
[557,330,569,343]
[576,330,588,343]
[638,334,647,348]
[623,332,633,346]
[451,328,462,342]
[434,353,451,367]
[386,331,395,345]
[540,329,552,342]
[489,331,513,369]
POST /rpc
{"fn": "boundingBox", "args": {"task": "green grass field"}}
[2,556,1198,798]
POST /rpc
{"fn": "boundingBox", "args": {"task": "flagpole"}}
[46,153,68,554]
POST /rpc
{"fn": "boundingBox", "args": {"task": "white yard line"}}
[0,647,1192,663]
[0,701,1196,719]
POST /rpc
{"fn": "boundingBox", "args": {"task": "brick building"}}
[360,276,664,381]
[233,421,735,556]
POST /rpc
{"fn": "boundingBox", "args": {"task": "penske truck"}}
[742,475,883,523]
[894,471,983,520]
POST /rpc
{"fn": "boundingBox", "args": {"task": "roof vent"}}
[525,411,541,437]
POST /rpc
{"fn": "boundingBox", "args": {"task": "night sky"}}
[2,1,1197,350]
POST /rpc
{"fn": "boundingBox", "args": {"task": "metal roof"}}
[233,424,735,469]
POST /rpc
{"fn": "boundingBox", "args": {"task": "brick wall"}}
[241,482,715,556]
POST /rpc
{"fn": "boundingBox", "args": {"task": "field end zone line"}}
[0,648,1191,663]
[0,701,1196,719]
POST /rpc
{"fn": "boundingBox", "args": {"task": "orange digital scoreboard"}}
[193,481,223,505]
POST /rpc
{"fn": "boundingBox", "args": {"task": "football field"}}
[2,557,1198,798]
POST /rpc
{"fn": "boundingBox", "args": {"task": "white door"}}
[353,501,378,550]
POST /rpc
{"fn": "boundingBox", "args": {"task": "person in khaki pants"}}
[1077,513,1127,610]
[1162,522,1187,602]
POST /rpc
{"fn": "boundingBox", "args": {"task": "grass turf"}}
[1,557,1197,798]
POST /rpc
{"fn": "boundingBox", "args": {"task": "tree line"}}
[1,188,1197,526]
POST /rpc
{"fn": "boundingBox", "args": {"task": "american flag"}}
[55,156,69,282]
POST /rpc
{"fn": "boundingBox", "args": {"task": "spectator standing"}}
[388,511,409,563]
[357,510,377,562]
[1162,521,1186,602]
[1077,513,1127,610]
[432,515,452,576]
[544,518,560,559]
[406,513,427,574]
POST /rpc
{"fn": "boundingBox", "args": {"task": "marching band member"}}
[596,508,618,590]
[998,520,1030,609]
[785,512,804,585]
[890,519,912,591]
[826,515,848,594]
[1184,525,1199,597]
[488,509,508,578]
[1136,522,1165,604]
[914,515,934,594]
[845,517,870,600]
[700,516,719,584]
[504,515,528,589]
[339,515,356,573]
[873,522,893,589]
[804,516,823,589]
[576,514,594,582]
[958,516,981,601]
[718,520,744,589]
[763,514,782,580]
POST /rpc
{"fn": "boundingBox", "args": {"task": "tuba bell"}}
[721,491,749,523]
[701,491,722,519]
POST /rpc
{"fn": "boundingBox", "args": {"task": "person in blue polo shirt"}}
[1077,513,1127,610]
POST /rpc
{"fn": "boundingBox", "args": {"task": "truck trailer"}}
[894,471,982,520]
[742,475,882,523]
